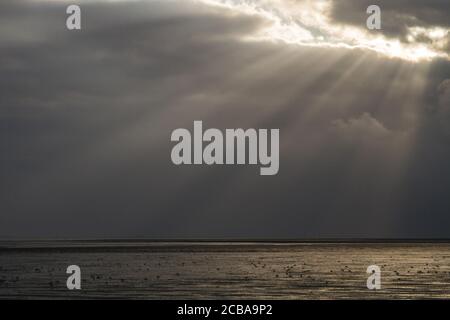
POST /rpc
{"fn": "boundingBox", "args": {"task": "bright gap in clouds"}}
[199,0,450,62]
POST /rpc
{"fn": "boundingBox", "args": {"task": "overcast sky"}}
[1,0,450,239]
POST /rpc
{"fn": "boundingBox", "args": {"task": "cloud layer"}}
[1,0,450,238]
[201,0,450,61]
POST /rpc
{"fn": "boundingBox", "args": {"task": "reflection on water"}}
[1,242,450,299]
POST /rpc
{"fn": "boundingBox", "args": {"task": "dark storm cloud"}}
[1,0,450,238]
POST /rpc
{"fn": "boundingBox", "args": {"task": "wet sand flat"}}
[1,241,450,299]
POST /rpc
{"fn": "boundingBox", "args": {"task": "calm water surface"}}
[1,241,450,299]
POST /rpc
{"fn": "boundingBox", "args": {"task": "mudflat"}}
[1,241,449,299]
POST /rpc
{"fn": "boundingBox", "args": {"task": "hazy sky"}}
[1,0,450,239]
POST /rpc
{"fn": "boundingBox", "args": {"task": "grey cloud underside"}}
[1,0,450,238]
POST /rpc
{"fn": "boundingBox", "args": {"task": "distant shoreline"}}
[2,238,450,243]
[2,239,450,251]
